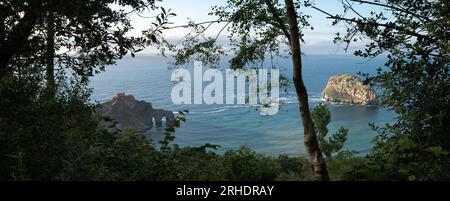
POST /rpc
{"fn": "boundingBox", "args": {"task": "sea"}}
[89,54,396,156]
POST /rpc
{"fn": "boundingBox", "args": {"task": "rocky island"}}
[96,93,176,133]
[322,74,379,105]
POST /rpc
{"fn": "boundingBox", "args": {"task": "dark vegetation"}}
[0,0,448,181]
[0,78,353,181]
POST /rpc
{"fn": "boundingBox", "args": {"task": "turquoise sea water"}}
[90,54,396,156]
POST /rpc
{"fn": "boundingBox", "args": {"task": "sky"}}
[118,0,385,55]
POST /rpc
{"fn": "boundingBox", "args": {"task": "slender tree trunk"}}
[46,11,55,96]
[284,0,329,181]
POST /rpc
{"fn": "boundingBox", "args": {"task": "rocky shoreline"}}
[96,93,176,133]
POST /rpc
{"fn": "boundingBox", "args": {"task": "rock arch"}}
[150,109,177,128]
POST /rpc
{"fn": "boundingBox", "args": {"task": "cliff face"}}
[96,93,176,133]
[322,74,379,105]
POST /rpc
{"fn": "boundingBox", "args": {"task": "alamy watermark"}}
[170,61,280,115]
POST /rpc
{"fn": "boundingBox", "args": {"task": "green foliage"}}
[0,75,318,181]
[311,103,331,136]
[222,146,280,181]
[164,0,313,69]
[58,130,160,181]
[327,156,366,181]
[0,73,371,181]
[3,0,447,181]
[0,0,325,181]
[159,109,189,152]
[311,103,349,158]
[1,0,171,81]
[0,75,95,180]
[274,155,314,181]
[331,0,450,180]
[163,0,331,180]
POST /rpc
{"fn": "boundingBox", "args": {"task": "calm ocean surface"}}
[90,54,396,156]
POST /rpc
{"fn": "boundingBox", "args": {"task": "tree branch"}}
[349,0,432,22]
[312,6,434,41]
[163,20,226,30]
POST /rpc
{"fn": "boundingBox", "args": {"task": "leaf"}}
[165,127,175,133]
[398,137,417,150]
[165,135,176,141]
[150,34,157,43]
[74,36,81,43]
[156,16,161,24]
[426,146,449,157]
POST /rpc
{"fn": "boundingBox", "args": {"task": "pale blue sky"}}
[121,0,385,55]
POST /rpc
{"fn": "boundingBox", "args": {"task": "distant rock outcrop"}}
[322,74,379,105]
[96,93,176,133]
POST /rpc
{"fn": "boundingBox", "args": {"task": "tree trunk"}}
[284,0,329,181]
[46,11,56,96]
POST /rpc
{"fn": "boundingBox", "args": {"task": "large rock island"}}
[96,93,176,133]
[322,74,379,105]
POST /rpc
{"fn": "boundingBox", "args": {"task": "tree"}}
[0,0,171,88]
[311,103,348,159]
[0,0,173,180]
[163,0,329,180]
[315,0,449,180]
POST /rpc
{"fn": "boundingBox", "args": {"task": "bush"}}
[0,75,361,181]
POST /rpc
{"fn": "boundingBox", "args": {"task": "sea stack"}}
[322,74,379,105]
[96,93,176,133]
